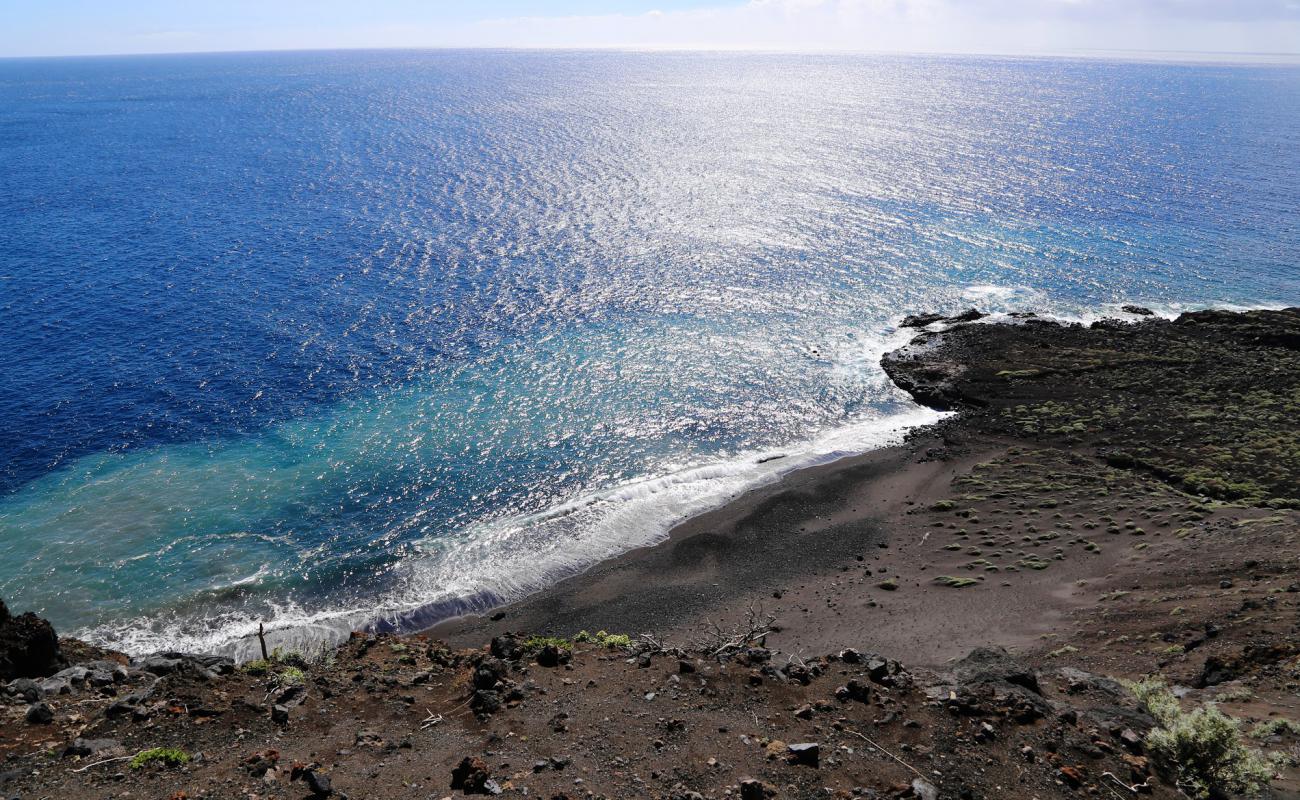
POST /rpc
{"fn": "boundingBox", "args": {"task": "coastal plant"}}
[573,630,633,649]
[243,646,311,675]
[1128,678,1275,799]
[276,666,306,686]
[130,748,190,770]
[933,575,979,588]
[1214,685,1255,703]
[1250,719,1300,739]
[522,635,572,652]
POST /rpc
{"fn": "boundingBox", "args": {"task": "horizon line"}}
[3,42,1300,67]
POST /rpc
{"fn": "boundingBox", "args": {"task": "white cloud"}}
[454,0,1300,57]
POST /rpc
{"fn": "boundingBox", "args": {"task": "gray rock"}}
[61,738,122,758]
[953,647,1041,694]
[911,777,938,800]
[6,678,40,703]
[51,666,89,685]
[38,676,71,696]
[25,701,53,724]
[787,742,819,767]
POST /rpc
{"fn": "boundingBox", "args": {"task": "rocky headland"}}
[3,307,1298,800]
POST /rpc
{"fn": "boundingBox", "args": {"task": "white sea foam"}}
[80,403,945,661]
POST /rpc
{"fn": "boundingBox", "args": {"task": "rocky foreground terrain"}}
[2,307,1298,800]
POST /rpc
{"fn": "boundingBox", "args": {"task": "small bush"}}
[1129,678,1274,799]
[934,575,979,588]
[574,630,633,649]
[277,666,306,686]
[1213,685,1255,703]
[522,636,572,652]
[130,748,190,770]
[1250,719,1300,739]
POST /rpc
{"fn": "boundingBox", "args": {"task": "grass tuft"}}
[130,748,189,770]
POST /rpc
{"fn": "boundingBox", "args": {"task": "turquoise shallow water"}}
[1,50,1297,657]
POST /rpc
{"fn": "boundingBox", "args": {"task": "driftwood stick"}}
[258,622,269,661]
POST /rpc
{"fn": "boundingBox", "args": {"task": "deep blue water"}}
[1,50,1297,656]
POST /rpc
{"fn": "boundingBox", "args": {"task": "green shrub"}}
[130,748,190,770]
[1250,719,1300,739]
[522,635,572,652]
[574,630,632,649]
[1129,678,1274,799]
[277,666,306,685]
[934,575,979,588]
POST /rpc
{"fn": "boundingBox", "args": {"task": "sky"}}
[2,0,1299,60]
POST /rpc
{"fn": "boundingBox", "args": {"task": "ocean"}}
[1,49,1297,658]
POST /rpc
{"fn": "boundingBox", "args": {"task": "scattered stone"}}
[450,756,501,795]
[291,763,332,797]
[271,704,289,724]
[911,777,939,800]
[25,701,53,724]
[786,742,819,767]
[1058,765,1085,788]
[738,777,776,800]
[60,738,121,759]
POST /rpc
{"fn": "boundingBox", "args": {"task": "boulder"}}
[25,701,53,724]
[489,634,524,662]
[787,742,820,767]
[0,599,65,680]
[60,738,122,759]
[450,756,501,795]
[952,647,1041,694]
[901,313,945,328]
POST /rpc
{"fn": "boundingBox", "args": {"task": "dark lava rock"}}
[1059,667,1128,701]
[6,678,40,703]
[535,644,569,668]
[271,704,290,724]
[953,647,1041,694]
[291,763,333,797]
[787,742,820,767]
[25,701,53,724]
[901,313,945,328]
[60,738,122,759]
[881,335,978,411]
[739,778,776,799]
[939,647,1053,723]
[450,756,501,795]
[489,634,524,662]
[0,599,65,680]
[473,659,508,690]
[1122,305,1155,316]
[900,309,985,328]
[471,689,502,715]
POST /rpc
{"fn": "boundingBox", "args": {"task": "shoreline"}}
[432,305,1300,666]
[4,305,1298,799]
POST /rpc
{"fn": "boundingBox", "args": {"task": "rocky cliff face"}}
[0,598,65,680]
